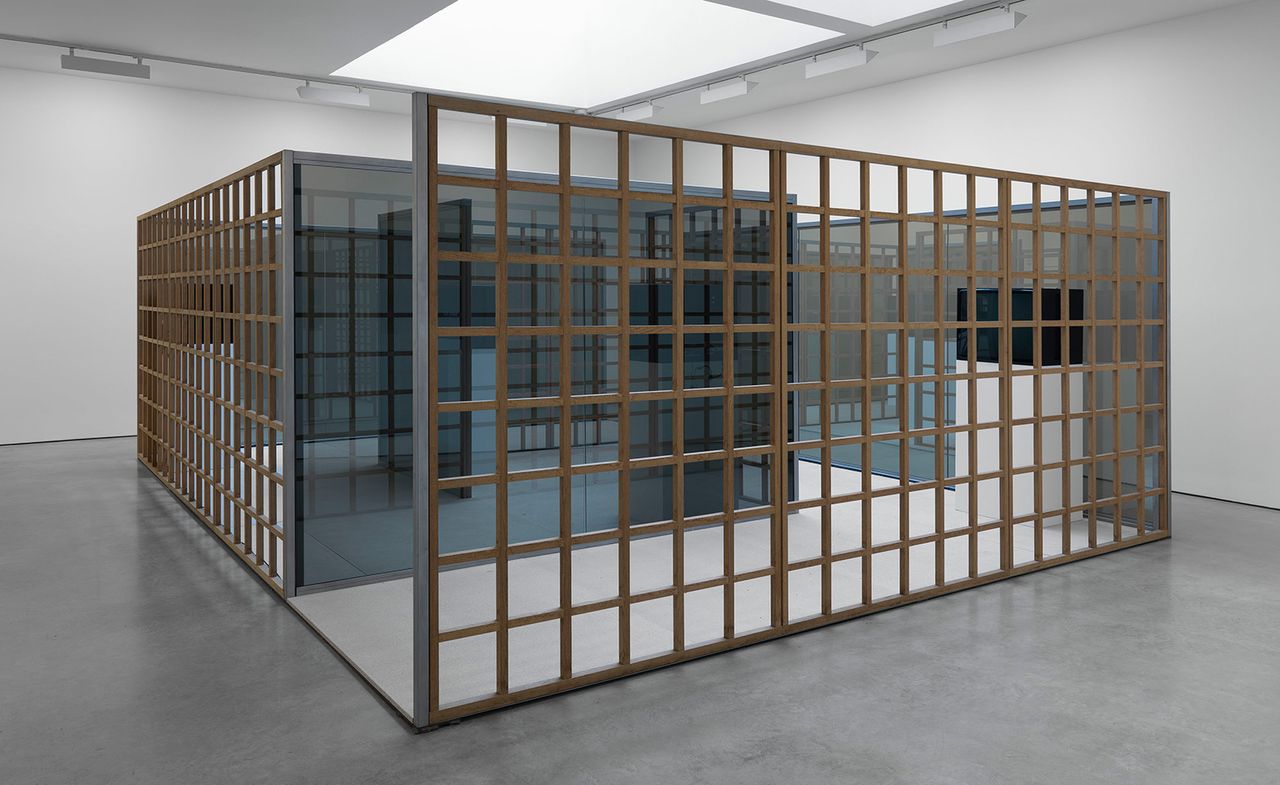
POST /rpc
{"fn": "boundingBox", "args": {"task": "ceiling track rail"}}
[0,32,425,94]
[587,0,1028,116]
[0,0,1027,117]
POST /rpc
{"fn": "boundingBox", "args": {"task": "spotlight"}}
[700,78,756,105]
[615,102,659,122]
[61,49,150,79]
[805,46,877,79]
[296,81,371,108]
[934,6,1026,47]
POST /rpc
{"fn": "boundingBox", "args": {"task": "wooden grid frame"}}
[137,154,286,593]
[416,94,1169,727]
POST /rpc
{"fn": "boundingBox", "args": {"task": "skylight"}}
[764,0,959,27]
[333,0,840,108]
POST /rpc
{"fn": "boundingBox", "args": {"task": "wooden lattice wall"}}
[417,95,1170,725]
[137,154,286,592]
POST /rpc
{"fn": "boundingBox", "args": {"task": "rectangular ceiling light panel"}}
[333,0,839,108]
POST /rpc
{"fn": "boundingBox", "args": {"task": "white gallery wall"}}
[703,0,1280,509]
[1,0,1276,510]
[0,66,411,447]
[0,73,622,450]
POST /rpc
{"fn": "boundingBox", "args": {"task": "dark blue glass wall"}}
[293,162,414,587]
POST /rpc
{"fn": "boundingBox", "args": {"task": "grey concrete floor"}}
[2,437,1279,785]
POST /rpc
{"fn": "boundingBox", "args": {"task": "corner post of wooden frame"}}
[411,91,434,728]
[281,150,298,598]
[1161,193,1171,535]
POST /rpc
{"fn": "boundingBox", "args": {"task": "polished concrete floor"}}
[3,437,1279,784]
[294,461,1013,714]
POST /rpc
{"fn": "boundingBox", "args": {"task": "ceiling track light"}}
[615,101,660,122]
[934,5,1026,47]
[296,81,371,107]
[61,48,150,79]
[592,1,1028,116]
[700,77,757,105]
[804,45,877,79]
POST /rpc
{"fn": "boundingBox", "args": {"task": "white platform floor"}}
[292,463,1126,714]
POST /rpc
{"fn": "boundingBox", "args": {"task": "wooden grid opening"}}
[137,154,286,592]
[417,95,1169,726]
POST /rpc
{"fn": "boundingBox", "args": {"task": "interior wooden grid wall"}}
[419,94,1169,726]
[137,153,286,592]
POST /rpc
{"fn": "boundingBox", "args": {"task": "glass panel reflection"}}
[629,200,674,259]
[295,161,413,587]
[508,190,560,255]
[570,195,619,256]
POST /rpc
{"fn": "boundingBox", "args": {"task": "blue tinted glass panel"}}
[294,161,413,587]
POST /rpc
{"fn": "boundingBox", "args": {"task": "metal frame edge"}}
[411,92,433,729]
